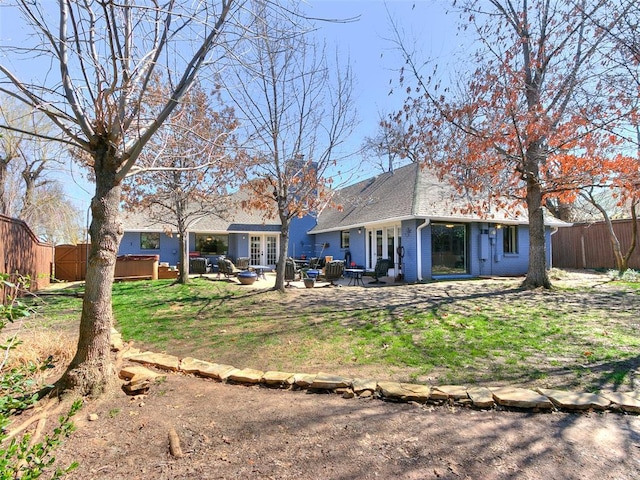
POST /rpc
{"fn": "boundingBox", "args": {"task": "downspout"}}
[416,219,430,281]
[549,226,559,269]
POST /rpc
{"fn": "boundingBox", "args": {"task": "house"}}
[119,163,568,281]
[308,163,568,282]
[119,189,314,270]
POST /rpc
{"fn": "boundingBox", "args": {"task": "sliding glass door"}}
[431,223,468,275]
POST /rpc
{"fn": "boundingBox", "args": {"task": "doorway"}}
[250,235,278,266]
[366,225,400,274]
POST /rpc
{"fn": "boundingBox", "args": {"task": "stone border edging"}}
[120,349,640,415]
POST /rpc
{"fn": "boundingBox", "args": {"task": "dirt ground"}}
[52,375,640,480]
[44,271,640,479]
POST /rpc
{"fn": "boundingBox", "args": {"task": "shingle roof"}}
[120,189,281,233]
[310,163,567,233]
[311,163,419,232]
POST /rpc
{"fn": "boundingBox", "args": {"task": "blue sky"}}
[307,0,458,182]
[1,1,461,211]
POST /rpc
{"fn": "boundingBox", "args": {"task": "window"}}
[341,230,350,249]
[140,232,160,250]
[195,234,228,254]
[503,225,518,254]
[431,223,467,275]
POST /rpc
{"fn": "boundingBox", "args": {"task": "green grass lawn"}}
[30,276,640,393]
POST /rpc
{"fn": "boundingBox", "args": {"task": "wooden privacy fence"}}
[552,219,640,270]
[0,214,53,299]
[54,243,89,282]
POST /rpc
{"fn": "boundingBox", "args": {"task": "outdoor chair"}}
[324,260,344,286]
[236,257,250,270]
[284,258,299,287]
[217,256,242,278]
[369,258,391,284]
[189,257,209,275]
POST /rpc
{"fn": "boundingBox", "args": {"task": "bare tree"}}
[229,1,356,291]
[123,81,242,284]
[361,114,421,174]
[390,0,631,289]
[1,96,80,239]
[22,181,84,244]
[0,0,247,394]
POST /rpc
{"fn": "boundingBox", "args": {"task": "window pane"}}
[195,234,228,254]
[341,231,350,248]
[431,223,467,275]
[140,232,160,250]
[503,226,518,254]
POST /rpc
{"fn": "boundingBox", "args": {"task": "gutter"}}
[549,226,559,269]
[416,219,430,282]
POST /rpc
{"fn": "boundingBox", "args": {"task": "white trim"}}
[310,214,569,235]
[416,219,430,282]
[365,223,401,271]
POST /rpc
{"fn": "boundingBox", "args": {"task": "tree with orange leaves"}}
[576,1,640,274]
[122,81,241,284]
[229,1,356,291]
[390,0,633,288]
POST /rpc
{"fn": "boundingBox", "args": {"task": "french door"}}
[250,235,278,266]
[366,225,400,273]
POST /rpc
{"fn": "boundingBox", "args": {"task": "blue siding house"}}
[120,163,567,281]
[308,163,567,282]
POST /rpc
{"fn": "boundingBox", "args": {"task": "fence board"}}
[0,214,53,300]
[552,219,640,270]
[54,244,89,281]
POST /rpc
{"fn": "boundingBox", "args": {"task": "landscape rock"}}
[228,368,264,384]
[432,385,469,401]
[352,378,377,394]
[537,388,610,411]
[128,351,180,371]
[119,364,165,382]
[467,387,495,408]
[180,357,217,375]
[292,373,316,388]
[310,373,351,390]
[378,382,431,402]
[599,391,640,413]
[492,387,553,410]
[110,327,124,351]
[262,371,295,386]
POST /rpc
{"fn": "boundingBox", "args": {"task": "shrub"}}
[0,274,79,479]
[608,269,640,283]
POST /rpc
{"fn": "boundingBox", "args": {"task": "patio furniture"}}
[284,258,299,287]
[324,260,344,286]
[345,268,365,286]
[306,269,320,279]
[218,256,242,278]
[250,264,272,281]
[369,258,391,284]
[236,257,250,269]
[189,257,209,275]
[309,257,324,269]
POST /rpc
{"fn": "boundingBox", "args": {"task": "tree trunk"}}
[521,149,552,289]
[60,155,123,395]
[0,161,8,215]
[274,219,290,292]
[178,229,189,284]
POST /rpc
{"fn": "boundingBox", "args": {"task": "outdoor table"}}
[345,268,365,286]
[249,265,272,280]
